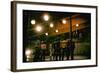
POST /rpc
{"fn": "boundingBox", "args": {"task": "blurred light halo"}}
[76,24,79,27]
[35,25,42,32]
[55,29,58,33]
[31,19,35,25]
[62,19,67,24]
[50,23,54,28]
[43,13,49,21]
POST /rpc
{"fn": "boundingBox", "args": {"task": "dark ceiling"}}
[23,10,79,25]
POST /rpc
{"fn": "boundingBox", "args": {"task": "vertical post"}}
[69,16,72,41]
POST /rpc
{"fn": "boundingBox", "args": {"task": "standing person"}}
[53,41,58,61]
[71,40,75,60]
[65,40,70,60]
[33,47,41,62]
[53,39,60,61]
[60,46,65,61]
[66,40,75,60]
[40,41,47,61]
[60,42,66,61]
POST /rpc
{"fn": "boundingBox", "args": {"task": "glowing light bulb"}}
[36,25,42,32]
[31,20,35,25]
[55,29,58,33]
[43,14,49,21]
[76,24,79,27]
[25,49,32,56]
[50,23,54,28]
[62,19,67,24]
[45,33,48,36]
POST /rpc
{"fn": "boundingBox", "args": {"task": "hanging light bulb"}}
[35,25,42,32]
[55,29,58,33]
[31,19,35,25]
[43,13,49,21]
[76,24,79,27]
[50,23,54,28]
[45,33,48,36]
[62,19,67,24]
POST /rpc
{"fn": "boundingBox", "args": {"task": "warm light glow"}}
[25,49,32,56]
[36,25,42,32]
[43,14,49,21]
[55,29,58,33]
[31,20,35,25]
[62,19,67,24]
[45,33,48,36]
[76,24,79,27]
[50,23,54,28]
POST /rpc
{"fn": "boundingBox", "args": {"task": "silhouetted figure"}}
[53,40,60,61]
[66,40,75,60]
[40,41,46,61]
[60,43,66,61]
[33,47,41,62]
[60,47,65,60]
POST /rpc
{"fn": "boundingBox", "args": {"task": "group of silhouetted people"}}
[53,39,75,61]
[33,41,47,62]
[33,40,75,62]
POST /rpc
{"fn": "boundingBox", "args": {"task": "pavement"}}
[45,55,88,61]
[26,55,89,62]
